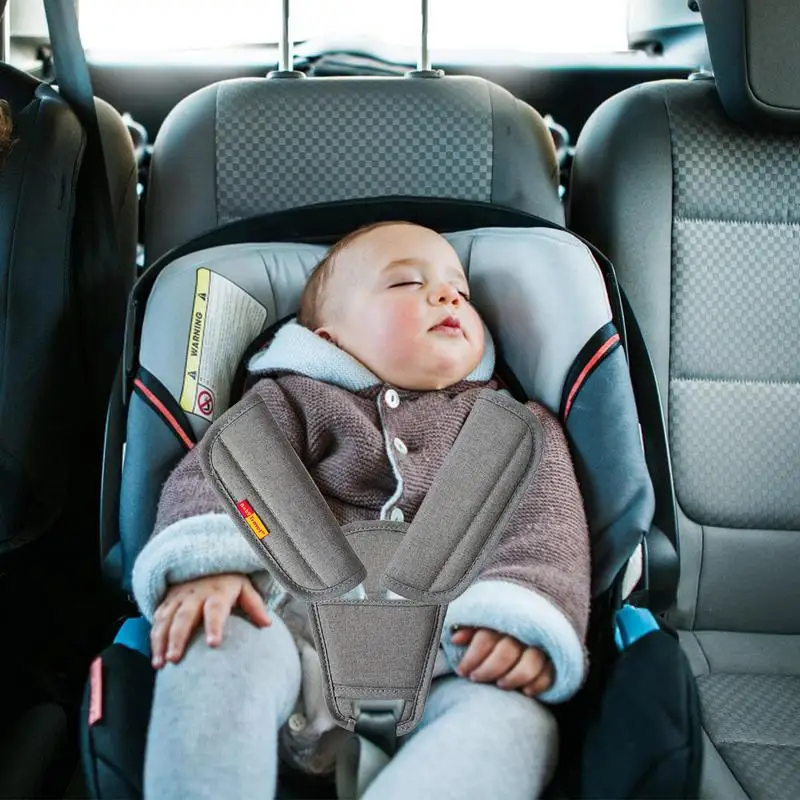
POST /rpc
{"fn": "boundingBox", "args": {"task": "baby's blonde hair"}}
[297,220,410,330]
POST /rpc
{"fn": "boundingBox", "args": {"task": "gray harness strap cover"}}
[197,388,542,736]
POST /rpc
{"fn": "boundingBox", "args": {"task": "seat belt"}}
[41,0,130,423]
[618,288,680,611]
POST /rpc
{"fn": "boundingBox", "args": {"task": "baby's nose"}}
[432,284,460,304]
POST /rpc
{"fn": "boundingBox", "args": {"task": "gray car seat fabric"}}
[144,75,563,263]
[568,1,800,796]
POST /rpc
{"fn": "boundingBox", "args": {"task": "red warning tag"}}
[88,657,103,726]
[236,499,269,539]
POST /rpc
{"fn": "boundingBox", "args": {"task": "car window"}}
[79,0,628,54]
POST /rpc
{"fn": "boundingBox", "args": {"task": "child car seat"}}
[81,64,699,797]
[81,199,699,800]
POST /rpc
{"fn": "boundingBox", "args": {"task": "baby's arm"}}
[132,378,310,624]
[439,401,590,703]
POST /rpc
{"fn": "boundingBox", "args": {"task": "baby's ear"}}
[314,327,337,345]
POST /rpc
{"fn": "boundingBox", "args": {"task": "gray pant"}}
[145,615,558,799]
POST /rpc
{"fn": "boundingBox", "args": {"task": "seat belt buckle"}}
[353,699,404,757]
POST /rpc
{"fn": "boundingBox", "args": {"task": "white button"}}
[390,507,405,522]
[393,437,408,455]
[385,389,400,409]
[288,713,307,733]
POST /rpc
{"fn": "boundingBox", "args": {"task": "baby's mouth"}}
[430,316,462,336]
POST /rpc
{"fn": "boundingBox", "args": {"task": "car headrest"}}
[145,76,563,262]
[701,0,800,131]
[139,227,612,439]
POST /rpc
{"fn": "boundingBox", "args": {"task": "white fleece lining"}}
[440,579,586,704]
[131,513,276,621]
[246,319,496,387]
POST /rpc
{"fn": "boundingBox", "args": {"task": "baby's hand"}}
[150,573,271,669]
[451,626,554,697]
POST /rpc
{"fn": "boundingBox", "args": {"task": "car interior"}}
[0,0,797,797]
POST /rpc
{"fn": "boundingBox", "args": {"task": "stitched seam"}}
[334,686,416,694]
[400,605,446,734]
[672,376,800,388]
[675,215,800,229]
[717,740,800,749]
[308,606,347,727]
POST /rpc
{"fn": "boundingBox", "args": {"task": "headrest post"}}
[406,0,444,79]
[279,0,292,72]
[419,0,430,72]
[0,1,9,63]
[267,0,305,80]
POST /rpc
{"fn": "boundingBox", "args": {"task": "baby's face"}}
[316,223,485,390]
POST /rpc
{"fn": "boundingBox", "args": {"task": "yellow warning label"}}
[178,267,266,422]
[245,512,270,540]
[179,268,210,414]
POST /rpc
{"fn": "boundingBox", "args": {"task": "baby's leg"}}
[144,613,301,800]
[362,676,558,800]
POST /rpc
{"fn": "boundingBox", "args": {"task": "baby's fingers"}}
[523,660,555,697]
[449,625,476,646]
[203,594,234,646]
[467,635,523,683]
[150,601,179,669]
[456,629,501,677]
[165,599,204,663]
[496,647,549,691]
[237,580,271,628]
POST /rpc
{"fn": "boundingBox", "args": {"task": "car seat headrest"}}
[139,227,612,441]
[700,0,800,132]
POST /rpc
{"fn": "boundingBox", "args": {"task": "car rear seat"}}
[568,1,800,797]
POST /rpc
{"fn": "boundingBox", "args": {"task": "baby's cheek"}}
[378,307,423,358]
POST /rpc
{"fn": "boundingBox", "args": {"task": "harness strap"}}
[197,386,542,740]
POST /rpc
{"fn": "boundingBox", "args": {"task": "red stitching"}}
[564,333,621,419]
[134,378,195,450]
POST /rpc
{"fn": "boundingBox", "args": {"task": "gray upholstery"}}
[700,0,800,131]
[145,75,563,263]
[569,68,800,800]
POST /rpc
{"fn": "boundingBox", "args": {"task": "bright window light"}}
[79,0,628,54]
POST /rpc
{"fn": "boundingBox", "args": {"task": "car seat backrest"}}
[117,224,652,602]
[569,0,800,636]
[144,75,563,263]
[0,63,137,556]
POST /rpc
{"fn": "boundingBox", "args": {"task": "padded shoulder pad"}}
[381,390,542,603]
[196,392,366,601]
